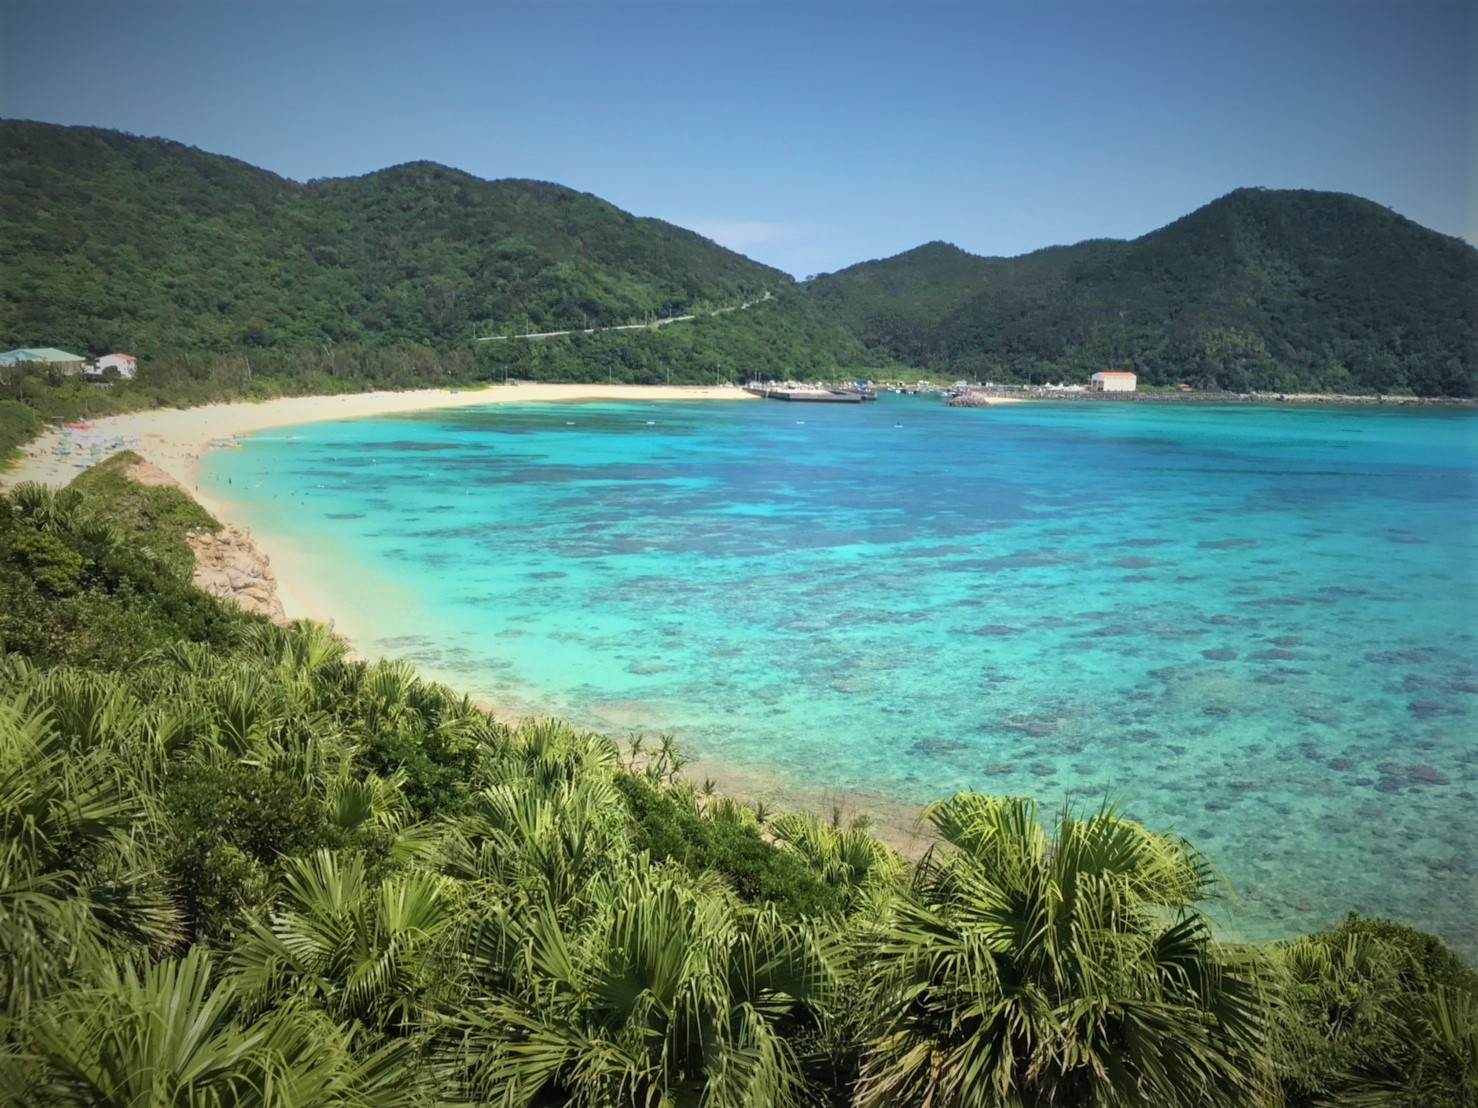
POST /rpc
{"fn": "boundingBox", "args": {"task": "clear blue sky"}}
[2,0,1473,277]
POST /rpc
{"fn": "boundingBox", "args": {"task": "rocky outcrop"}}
[187,526,286,623]
[124,460,179,487]
[945,391,994,408]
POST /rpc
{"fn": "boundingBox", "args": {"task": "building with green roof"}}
[0,348,87,374]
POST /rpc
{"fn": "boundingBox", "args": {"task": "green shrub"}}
[2,526,83,594]
[72,451,219,577]
[615,773,841,918]
[0,399,45,463]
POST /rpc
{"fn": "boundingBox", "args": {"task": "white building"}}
[95,353,138,379]
[1089,371,1137,392]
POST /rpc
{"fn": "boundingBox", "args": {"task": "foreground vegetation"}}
[0,461,1473,1105]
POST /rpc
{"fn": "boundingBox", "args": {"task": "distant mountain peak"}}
[803,186,1476,397]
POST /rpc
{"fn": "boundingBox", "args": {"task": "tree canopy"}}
[803,189,1478,396]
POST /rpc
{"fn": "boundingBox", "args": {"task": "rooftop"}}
[0,347,85,365]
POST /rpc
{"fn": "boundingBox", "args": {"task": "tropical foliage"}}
[0,120,790,354]
[855,794,1272,1107]
[804,188,1478,397]
[0,463,1473,1106]
[0,117,884,458]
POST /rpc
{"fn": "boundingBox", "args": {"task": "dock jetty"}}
[745,381,877,403]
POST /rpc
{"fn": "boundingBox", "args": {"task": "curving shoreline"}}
[1,383,755,622]
[2,381,945,860]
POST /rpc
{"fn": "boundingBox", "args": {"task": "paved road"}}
[476,291,772,342]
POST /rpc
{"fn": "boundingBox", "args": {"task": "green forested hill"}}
[0,120,798,353]
[804,188,1478,396]
[4,122,1475,397]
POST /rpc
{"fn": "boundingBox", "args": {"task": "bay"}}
[202,396,1478,952]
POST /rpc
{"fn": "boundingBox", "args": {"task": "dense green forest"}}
[1,455,1474,1105]
[0,120,799,352]
[803,189,1478,396]
[5,120,1477,428]
[0,120,888,461]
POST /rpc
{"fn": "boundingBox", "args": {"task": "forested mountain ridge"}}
[4,121,1475,397]
[804,188,1478,396]
[0,120,796,354]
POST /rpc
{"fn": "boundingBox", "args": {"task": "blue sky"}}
[2,0,1473,277]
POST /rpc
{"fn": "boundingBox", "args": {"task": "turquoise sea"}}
[202,397,1478,952]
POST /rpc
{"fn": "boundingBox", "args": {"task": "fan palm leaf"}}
[447,863,842,1108]
[855,794,1273,1108]
[230,850,456,1034]
[19,947,431,1107]
[0,697,177,1022]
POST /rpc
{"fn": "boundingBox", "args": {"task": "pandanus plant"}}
[855,793,1274,1108]
[0,694,179,1026]
[445,862,846,1108]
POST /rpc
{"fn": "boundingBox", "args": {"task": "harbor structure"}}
[1089,371,1137,392]
[744,381,874,403]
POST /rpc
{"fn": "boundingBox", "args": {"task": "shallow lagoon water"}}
[203,397,1478,952]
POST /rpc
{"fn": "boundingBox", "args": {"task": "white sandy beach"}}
[0,380,951,850]
[3,382,754,492]
[1,383,755,620]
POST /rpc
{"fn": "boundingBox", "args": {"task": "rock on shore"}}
[946,391,995,408]
[187,526,286,623]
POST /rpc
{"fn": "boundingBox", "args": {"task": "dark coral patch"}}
[1408,701,1454,718]
[1409,765,1449,786]
[913,737,968,757]
[1366,648,1440,665]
